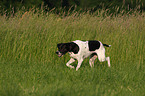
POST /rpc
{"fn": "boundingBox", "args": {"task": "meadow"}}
[0,9,144,96]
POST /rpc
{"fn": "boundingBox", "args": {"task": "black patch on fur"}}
[88,40,100,51]
[68,42,79,54]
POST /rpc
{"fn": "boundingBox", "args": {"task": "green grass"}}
[0,10,144,96]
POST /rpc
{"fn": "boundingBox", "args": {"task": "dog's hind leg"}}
[89,54,97,67]
[96,49,111,67]
[106,57,111,67]
[66,58,75,69]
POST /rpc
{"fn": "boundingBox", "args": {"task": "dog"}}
[56,40,111,71]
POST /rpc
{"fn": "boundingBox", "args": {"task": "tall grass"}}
[0,9,144,96]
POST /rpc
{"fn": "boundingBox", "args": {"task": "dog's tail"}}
[103,44,111,47]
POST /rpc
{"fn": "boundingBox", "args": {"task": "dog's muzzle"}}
[56,51,63,57]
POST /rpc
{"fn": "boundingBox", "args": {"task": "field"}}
[0,9,145,96]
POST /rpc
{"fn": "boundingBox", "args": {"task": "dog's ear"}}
[57,43,63,49]
[68,42,79,54]
[68,43,73,51]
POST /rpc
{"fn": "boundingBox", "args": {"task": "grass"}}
[0,9,144,96]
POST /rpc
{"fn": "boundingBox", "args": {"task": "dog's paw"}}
[76,68,79,71]
[68,65,75,69]
[70,66,75,69]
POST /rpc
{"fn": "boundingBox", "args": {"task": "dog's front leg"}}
[76,58,83,71]
[66,58,75,69]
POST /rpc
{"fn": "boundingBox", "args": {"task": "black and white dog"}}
[56,40,111,71]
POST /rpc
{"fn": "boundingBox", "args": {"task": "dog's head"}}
[56,43,69,57]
